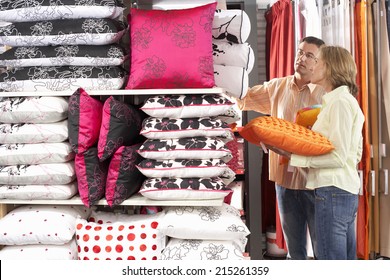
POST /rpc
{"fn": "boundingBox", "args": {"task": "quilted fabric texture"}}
[239,116,334,156]
[126,2,217,89]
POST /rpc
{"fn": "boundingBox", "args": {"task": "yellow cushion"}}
[239,116,334,156]
[295,105,321,128]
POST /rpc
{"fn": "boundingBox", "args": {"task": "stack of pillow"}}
[67,88,145,208]
[212,9,254,100]
[158,203,250,260]
[0,204,91,260]
[0,0,127,92]
[0,96,77,200]
[136,94,236,202]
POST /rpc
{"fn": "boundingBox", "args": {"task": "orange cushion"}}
[295,105,321,128]
[239,116,334,156]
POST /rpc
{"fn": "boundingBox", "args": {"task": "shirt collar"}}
[290,77,317,93]
[322,85,349,103]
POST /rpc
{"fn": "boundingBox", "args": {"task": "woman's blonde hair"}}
[319,46,358,97]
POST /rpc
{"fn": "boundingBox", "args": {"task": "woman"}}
[288,46,365,259]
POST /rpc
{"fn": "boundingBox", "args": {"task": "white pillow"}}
[214,64,249,100]
[139,177,233,201]
[0,182,78,200]
[0,0,124,22]
[0,96,68,124]
[137,158,236,184]
[213,9,251,44]
[75,213,166,260]
[0,120,68,144]
[140,94,234,118]
[160,238,245,260]
[140,116,234,142]
[0,142,74,165]
[0,239,78,260]
[0,162,76,185]
[0,205,91,245]
[138,137,233,163]
[158,203,250,241]
[213,41,255,73]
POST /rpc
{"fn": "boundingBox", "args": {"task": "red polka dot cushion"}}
[75,212,165,260]
[239,116,334,156]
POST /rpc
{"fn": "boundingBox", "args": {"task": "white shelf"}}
[0,194,224,207]
[0,87,225,97]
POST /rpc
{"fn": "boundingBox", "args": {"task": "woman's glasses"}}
[296,49,318,63]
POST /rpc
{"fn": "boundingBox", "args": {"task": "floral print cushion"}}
[0,66,126,92]
[160,238,245,260]
[126,3,216,89]
[97,96,144,162]
[0,0,125,22]
[0,44,127,68]
[137,158,236,185]
[137,137,233,163]
[0,18,126,47]
[140,94,234,118]
[138,177,232,201]
[140,116,234,143]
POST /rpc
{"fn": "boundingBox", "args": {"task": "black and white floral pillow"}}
[0,18,126,47]
[137,158,236,185]
[0,96,68,123]
[137,137,233,163]
[158,203,251,241]
[0,44,127,68]
[140,116,234,142]
[214,64,248,100]
[140,94,235,118]
[0,66,126,92]
[0,162,76,185]
[213,41,255,73]
[160,238,245,260]
[0,0,125,22]
[139,177,232,201]
[212,9,251,44]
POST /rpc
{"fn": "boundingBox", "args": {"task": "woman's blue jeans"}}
[314,186,358,260]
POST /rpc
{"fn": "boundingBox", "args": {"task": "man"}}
[237,36,325,259]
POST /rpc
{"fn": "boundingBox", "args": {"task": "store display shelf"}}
[0,87,225,97]
[0,194,225,207]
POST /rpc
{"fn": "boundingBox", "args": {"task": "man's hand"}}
[263,143,291,159]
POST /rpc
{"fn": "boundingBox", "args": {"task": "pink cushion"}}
[68,88,103,154]
[126,2,217,89]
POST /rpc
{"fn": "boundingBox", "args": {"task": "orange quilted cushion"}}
[295,105,321,128]
[239,116,334,156]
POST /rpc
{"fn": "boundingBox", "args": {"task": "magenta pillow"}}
[126,2,217,89]
[68,88,103,154]
[105,144,145,207]
[97,96,144,162]
[75,147,109,208]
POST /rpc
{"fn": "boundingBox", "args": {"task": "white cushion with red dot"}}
[75,212,165,260]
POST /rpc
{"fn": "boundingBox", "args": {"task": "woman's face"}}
[310,52,327,87]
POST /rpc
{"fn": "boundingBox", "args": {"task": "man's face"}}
[294,42,320,77]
